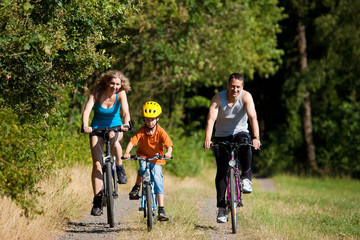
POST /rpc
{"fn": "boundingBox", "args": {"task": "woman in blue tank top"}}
[82,70,131,216]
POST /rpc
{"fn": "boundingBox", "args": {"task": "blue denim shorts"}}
[137,161,164,194]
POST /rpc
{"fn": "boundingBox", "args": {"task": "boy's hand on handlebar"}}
[164,152,172,159]
[123,153,131,159]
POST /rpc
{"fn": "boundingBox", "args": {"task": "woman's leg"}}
[90,135,105,196]
[109,130,127,184]
[109,130,123,166]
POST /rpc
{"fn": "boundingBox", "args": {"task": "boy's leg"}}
[150,163,169,221]
[129,161,146,199]
[129,175,142,200]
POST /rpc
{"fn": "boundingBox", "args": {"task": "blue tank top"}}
[91,93,122,129]
[215,90,249,137]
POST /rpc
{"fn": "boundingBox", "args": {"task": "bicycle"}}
[122,154,172,231]
[211,137,254,234]
[83,124,131,228]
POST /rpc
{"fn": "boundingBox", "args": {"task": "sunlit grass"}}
[0,164,93,240]
[240,175,360,240]
[1,163,359,240]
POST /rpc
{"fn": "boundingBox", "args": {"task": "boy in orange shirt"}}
[123,101,173,221]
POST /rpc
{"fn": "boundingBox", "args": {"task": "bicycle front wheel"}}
[106,161,115,228]
[145,182,153,231]
[230,168,237,233]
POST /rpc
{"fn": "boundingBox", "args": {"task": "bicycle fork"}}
[140,182,157,212]
[227,157,243,208]
[102,156,119,199]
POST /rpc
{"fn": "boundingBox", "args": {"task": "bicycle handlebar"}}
[121,154,173,161]
[211,140,254,149]
[81,121,133,134]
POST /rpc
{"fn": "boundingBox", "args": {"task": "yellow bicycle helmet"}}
[143,101,162,118]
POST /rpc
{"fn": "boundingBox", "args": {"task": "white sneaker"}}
[217,207,228,223]
[242,179,252,193]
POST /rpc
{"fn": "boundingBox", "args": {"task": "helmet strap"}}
[144,119,158,134]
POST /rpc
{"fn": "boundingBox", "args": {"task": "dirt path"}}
[54,194,138,240]
[196,177,276,240]
[53,177,275,239]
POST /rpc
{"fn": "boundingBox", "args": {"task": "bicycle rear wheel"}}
[230,168,237,233]
[106,161,115,228]
[145,182,153,231]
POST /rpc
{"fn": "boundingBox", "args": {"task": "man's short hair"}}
[228,73,244,83]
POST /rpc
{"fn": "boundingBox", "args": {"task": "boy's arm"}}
[164,145,173,159]
[123,142,134,159]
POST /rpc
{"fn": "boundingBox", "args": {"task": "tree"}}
[104,0,285,129]
[0,0,139,120]
[259,0,360,177]
[296,0,318,172]
[0,0,140,215]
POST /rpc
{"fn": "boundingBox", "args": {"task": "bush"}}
[165,129,214,178]
[0,97,89,216]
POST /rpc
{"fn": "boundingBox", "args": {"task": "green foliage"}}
[0,89,89,216]
[259,0,360,177]
[108,0,285,127]
[0,0,139,120]
[165,129,214,178]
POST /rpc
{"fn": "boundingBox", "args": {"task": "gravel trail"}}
[53,177,275,239]
[54,193,138,240]
[197,177,276,239]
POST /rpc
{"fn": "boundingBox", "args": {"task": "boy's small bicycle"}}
[211,137,253,234]
[122,154,172,231]
[84,124,131,228]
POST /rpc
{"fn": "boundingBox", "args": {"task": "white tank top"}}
[215,90,249,137]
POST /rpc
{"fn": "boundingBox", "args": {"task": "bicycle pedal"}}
[139,207,144,211]
[129,195,140,200]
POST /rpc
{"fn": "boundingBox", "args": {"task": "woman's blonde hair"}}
[90,70,131,102]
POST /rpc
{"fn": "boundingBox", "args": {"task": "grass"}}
[240,175,360,240]
[0,163,93,240]
[1,164,359,240]
[115,173,212,239]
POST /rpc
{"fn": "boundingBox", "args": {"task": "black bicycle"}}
[211,137,253,234]
[122,154,172,231]
[84,124,131,228]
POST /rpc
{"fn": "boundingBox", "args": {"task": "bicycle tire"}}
[145,182,153,231]
[106,161,115,228]
[230,168,237,233]
[142,184,146,218]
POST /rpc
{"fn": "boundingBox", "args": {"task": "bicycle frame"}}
[102,130,118,199]
[122,154,172,231]
[89,124,132,228]
[139,160,157,214]
[227,147,243,208]
[211,138,253,234]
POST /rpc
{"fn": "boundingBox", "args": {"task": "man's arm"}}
[204,94,221,150]
[243,91,261,150]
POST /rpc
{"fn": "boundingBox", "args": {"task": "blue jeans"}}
[137,161,164,194]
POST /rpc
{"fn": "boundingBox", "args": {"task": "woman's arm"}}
[82,94,95,133]
[119,90,131,131]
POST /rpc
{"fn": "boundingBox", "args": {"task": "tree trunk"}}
[297,1,318,171]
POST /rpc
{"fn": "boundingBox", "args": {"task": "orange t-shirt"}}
[130,124,173,165]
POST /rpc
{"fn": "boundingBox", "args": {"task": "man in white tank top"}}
[203,73,261,223]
